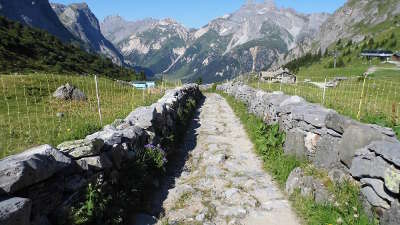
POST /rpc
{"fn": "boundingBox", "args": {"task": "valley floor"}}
[133,93,300,225]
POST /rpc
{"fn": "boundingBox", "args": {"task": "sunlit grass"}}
[0,74,165,158]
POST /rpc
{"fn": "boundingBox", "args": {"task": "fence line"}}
[0,74,165,158]
[248,76,400,129]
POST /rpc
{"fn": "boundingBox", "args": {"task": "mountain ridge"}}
[101,0,330,83]
[51,2,125,65]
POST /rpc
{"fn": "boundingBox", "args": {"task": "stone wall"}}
[0,84,202,225]
[217,82,400,224]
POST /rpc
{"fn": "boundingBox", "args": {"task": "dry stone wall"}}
[0,84,202,225]
[217,82,400,224]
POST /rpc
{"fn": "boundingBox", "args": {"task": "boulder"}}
[76,154,113,171]
[350,150,400,195]
[57,139,104,159]
[367,141,400,167]
[0,145,72,194]
[328,168,348,184]
[125,106,156,130]
[0,197,31,225]
[284,129,306,160]
[86,129,122,147]
[53,83,87,101]
[361,186,390,209]
[65,175,87,192]
[325,112,356,134]
[313,135,341,169]
[285,167,331,203]
[360,178,395,203]
[338,124,392,168]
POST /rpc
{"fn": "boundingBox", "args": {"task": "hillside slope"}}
[0,0,75,42]
[0,16,141,80]
[51,3,125,65]
[275,0,400,67]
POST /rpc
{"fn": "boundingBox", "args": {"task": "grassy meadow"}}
[0,74,165,158]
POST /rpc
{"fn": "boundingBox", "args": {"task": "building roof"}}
[361,50,393,57]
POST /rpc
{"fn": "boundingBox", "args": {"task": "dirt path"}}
[140,93,299,225]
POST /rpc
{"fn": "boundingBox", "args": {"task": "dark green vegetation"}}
[216,90,375,225]
[69,96,200,225]
[70,145,166,225]
[0,16,144,80]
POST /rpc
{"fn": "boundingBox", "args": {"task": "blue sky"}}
[51,0,346,28]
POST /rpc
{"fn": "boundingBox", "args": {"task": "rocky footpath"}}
[217,82,400,224]
[0,84,202,225]
[154,93,299,225]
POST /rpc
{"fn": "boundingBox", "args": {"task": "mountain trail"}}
[135,93,300,225]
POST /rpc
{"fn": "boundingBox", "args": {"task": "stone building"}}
[259,68,297,84]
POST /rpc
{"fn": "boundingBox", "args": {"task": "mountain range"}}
[0,0,399,83]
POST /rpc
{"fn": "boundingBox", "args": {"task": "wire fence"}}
[0,74,168,158]
[246,75,400,131]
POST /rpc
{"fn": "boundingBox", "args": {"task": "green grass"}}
[0,74,164,158]
[216,90,376,225]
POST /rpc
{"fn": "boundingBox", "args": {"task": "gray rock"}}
[328,168,347,184]
[381,200,400,225]
[0,144,72,194]
[350,151,400,195]
[367,141,400,167]
[300,176,315,197]
[284,129,306,160]
[338,124,391,168]
[325,111,356,134]
[286,167,304,195]
[361,186,390,209]
[279,96,305,107]
[57,139,104,159]
[86,129,122,147]
[314,182,331,205]
[125,106,156,130]
[53,83,86,101]
[360,178,395,203]
[65,175,87,192]
[0,197,31,225]
[76,153,113,171]
[313,135,340,169]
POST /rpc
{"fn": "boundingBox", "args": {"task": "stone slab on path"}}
[153,93,300,225]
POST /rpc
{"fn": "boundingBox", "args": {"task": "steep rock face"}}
[0,0,75,42]
[102,16,190,74]
[101,15,157,45]
[51,3,124,65]
[318,0,400,52]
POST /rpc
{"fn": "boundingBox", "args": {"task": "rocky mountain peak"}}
[52,2,124,65]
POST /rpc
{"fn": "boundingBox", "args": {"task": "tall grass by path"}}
[215,90,375,225]
[0,74,165,158]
